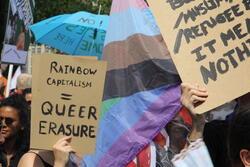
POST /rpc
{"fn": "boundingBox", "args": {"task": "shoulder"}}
[17,151,44,167]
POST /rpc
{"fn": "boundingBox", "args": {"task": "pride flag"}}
[83,0,182,166]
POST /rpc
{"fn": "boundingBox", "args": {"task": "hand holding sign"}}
[148,0,250,113]
[53,136,75,167]
[31,54,107,155]
[180,83,208,114]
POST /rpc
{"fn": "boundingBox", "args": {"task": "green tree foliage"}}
[35,0,112,22]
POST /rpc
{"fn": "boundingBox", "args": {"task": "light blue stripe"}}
[104,8,160,46]
[83,85,173,166]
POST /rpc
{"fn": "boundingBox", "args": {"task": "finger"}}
[64,146,76,153]
[196,84,207,92]
[54,141,68,150]
[182,83,208,93]
[194,83,199,89]
[60,141,69,147]
[56,137,68,145]
[191,95,207,103]
[65,136,72,143]
[57,136,72,145]
[189,89,208,97]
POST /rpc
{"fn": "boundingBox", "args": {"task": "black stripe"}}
[103,59,181,100]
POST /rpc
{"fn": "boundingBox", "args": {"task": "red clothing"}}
[0,76,7,99]
[126,107,192,167]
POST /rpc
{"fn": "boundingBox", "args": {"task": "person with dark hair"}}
[0,94,30,167]
[228,108,250,167]
[180,83,250,167]
[18,136,81,167]
[22,88,32,106]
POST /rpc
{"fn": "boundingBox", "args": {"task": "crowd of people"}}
[0,69,81,167]
[0,67,250,167]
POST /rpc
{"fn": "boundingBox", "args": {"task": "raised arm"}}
[180,83,208,141]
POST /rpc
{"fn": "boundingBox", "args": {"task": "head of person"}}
[228,107,250,167]
[16,73,32,95]
[0,94,29,150]
[165,108,192,152]
[16,31,25,50]
[22,88,32,106]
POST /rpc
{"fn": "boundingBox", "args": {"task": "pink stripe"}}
[111,0,148,14]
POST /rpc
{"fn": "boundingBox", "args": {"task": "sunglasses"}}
[26,101,31,105]
[0,117,15,127]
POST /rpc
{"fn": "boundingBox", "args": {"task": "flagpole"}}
[98,4,102,15]
[5,64,13,97]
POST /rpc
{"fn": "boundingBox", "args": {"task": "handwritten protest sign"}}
[148,0,250,113]
[31,54,107,155]
[1,0,33,64]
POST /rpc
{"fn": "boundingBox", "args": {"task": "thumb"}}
[65,136,72,143]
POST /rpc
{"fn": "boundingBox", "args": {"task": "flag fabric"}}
[172,139,214,167]
[127,142,157,167]
[83,0,182,166]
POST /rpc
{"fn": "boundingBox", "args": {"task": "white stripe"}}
[150,142,156,167]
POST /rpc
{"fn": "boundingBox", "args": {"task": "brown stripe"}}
[103,34,172,71]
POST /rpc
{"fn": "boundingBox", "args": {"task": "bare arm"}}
[53,136,75,167]
[17,152,45,167]
[180,83,208,141]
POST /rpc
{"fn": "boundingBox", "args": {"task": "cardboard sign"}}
[147,0,250,113]
[1,0,33,64]
[31,54,107,155]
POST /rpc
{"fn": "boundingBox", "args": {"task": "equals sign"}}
[61,93,72,101]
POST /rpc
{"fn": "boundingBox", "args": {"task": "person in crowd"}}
[0,69,7,100]
[15,73,32,95]
[180,83,250,167]
[18,136,81,167]
[0,94,30,167]
[16,31,25,50]
[0,80,5,101]
[22,88,32,105]
[228,108,250,167]
[156,107,192,167]
[181,83,231,166]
